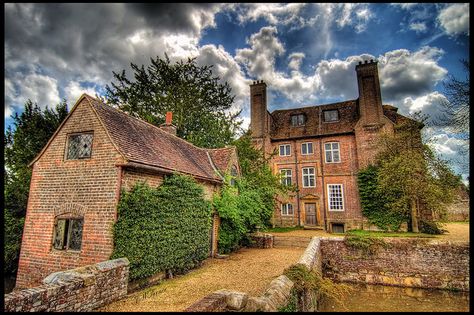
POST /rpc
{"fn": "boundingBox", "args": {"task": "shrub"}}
[111,174,212,280]
[419,219,446,234]
[4,210,25,274]
[344,235,389,256]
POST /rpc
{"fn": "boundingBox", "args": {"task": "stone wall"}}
[320,237,469,291]
[4,258,129,312]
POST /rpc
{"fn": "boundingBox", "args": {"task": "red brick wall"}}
[121,169,164,191]
[16,98,126,288]
[270,135,365,230]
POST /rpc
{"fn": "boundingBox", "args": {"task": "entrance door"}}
[305,203,317,225]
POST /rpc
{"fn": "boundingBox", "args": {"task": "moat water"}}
[318,283,469,312]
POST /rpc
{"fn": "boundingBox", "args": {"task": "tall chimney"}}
[160,111,177,136]
[355,60,384,126]
[250,80,267,139]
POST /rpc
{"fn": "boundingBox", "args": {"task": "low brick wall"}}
[320,238,470,291]
[249,233,274,249]
[4,258,129,312]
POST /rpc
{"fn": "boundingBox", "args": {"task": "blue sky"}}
[4,3,470,182]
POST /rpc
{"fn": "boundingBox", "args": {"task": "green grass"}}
[445,221,470,224]
[263,226,304,233]
[345,229,436,238]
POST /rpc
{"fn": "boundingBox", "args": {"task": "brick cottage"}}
[15,94,240,289]
[250,60,419,232]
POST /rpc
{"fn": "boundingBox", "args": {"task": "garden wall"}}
[321,237,470,291]
[4,258,129,312]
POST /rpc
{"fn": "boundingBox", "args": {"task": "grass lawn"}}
[346,229,436,238]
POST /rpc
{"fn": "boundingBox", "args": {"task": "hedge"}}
[110,174,212,280]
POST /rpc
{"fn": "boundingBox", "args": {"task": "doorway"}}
[305,203,317,225]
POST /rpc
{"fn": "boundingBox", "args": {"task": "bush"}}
[110,174,212,280]
[419,219,446,234]
[4,210,25,274]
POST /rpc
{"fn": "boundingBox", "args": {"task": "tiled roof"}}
[85,95,230,182]
[207,147,236,175]
[270,100,359,140]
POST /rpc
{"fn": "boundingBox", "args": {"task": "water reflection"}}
[319,283,469,312]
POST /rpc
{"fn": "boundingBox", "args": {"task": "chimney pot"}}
[370,59,374,63]
[364,60,368,64]
[165,111,173,125]
[358,61,362,65]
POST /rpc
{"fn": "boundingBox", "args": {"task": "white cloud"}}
[64,81,101,105]
[288,52,305,72]
[438,3,470,36]
[400,91,448,123]
[409,22,427,33]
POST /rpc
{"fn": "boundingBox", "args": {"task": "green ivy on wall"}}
[110,174,212,281]
[357,165,407,231]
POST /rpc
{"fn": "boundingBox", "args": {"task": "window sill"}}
[51,248,82,254]
[328,209,344,212]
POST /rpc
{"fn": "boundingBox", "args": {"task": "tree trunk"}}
[411,198,419,233]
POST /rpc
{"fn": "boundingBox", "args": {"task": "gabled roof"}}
[207,147,238,176]
[30,94,237,184]
[270,100,359,140]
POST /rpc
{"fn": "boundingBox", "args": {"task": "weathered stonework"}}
[249,233,274,248]
[4,258,129,312]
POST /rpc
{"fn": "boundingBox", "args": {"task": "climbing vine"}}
[111,174,212,280]
[357,165,407,231]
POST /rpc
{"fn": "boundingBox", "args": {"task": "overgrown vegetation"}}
[111,175,212,280]
[419,219,447,235]
[4,100,69,274]
[214,132,290,253]
[345,229,436,238]
[283,264,351,311]
[344,235,390,256]
[357,115,462,233]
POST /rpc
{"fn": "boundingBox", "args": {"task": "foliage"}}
[103,54,241,148]
[264,226,304,233]
[4,99,69,274]
[357,165,407,231]
[345,229,436,239]
[215,132,291,253]
[283,264,351,311]
[344,235,390,256]
[419,219,446,235]
[111,175,212,280]
[278,288,298,312]
[4,209,25,274]
[375,115,462,232]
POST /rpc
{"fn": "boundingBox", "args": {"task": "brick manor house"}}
[15,94,240,288]
[250,60,416,232]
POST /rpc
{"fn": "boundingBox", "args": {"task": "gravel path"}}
[97,247,304,312]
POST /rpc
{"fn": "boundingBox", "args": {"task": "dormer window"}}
[291,114,306,126]
[66,132,93,160]
[323,110,339,122]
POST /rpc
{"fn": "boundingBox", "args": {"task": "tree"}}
[4,100,69,273]
[436,59,470,173]
[103,54,241,148]
[374,116,461,233]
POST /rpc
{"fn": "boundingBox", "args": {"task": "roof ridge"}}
[271,99,358,113]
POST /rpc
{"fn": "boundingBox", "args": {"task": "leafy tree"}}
[103,54,241,148]
[374,116,461,233]
[4,100,69,273]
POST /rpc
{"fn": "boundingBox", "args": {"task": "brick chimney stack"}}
[160,111,177,136]
[355,59,384,126]
[250,80,267,139]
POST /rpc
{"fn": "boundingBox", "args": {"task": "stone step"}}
[303,225,324,230]
[273,236,312,248]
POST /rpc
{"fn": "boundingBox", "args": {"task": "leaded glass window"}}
[53,218,84,251]
[67,133,93,159]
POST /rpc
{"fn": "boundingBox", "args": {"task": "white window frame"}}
[302,167,316,188]
[324,142,341,163]
[327,184,344,211]
[281,203,294,216]
[301,142,313,155]
[279,144,291,156]
[280,169,292,186]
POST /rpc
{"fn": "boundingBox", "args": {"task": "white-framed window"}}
[291,114,306,126]
[323,110,339,122]
[280,169,292,186]
[279,144,291,156]
[302,167,316,187]
[324,142,341,163]
[301,142,313,155]
[281,203,294,216]
[327,184,344,211]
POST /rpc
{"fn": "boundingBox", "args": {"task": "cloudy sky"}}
[4,3,470,182]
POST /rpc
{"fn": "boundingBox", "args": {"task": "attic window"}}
[323,110,339,122]
[67,133,93,160]
[291,114,306,126]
